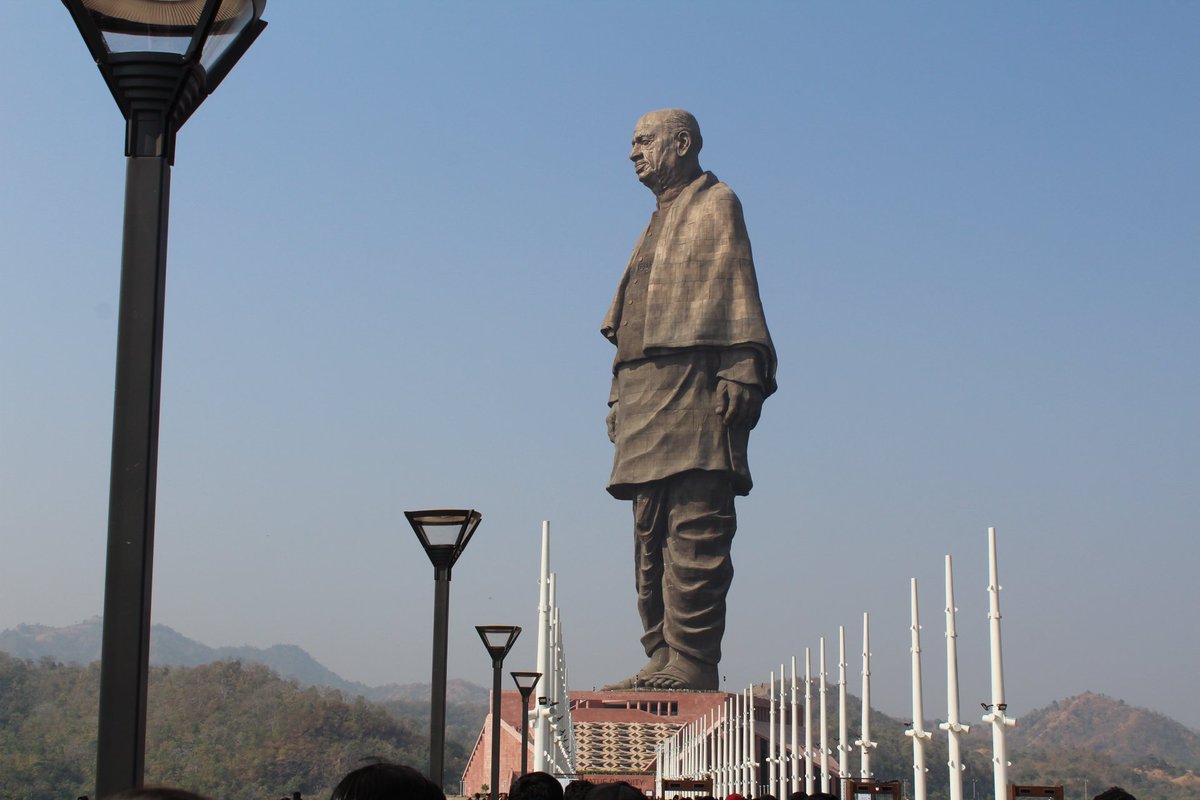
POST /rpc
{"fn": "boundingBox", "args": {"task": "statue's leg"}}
[634,483,668,656]
[603,483,670,690]
[646,470,734,690]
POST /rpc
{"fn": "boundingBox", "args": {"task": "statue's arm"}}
[607,374,619,443]
[714,347,765,429]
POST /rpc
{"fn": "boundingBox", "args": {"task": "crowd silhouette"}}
[86,765,1138,800]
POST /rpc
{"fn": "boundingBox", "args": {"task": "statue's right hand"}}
[606,403,619,443]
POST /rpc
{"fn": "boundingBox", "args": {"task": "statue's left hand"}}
[715,379,763,429]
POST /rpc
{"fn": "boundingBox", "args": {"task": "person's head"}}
[564,780,596,800]
[788,792,809,800]
[629,109,703,197]
[585,782,645,800]
[103,790,213,800]
[329,761,445,800]
[509,772,563,800]
[1093,789,1135,800]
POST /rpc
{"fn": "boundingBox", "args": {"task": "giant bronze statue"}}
[603,109,777,691]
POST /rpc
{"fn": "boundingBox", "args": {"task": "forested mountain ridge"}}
[0,653,481,800]
[0,618,487,704]
[5,623,1199,800]
[748,683,1199,800]
[994,692,1200,800]
[1011,691,1200,766]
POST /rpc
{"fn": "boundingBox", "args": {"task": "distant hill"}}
[0,618,487,705]
[744,683,1200,800]
[1012,691,1200,769]
[7,622,1199,798]
[0,653,461,799]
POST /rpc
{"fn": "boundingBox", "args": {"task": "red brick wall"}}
[461,691,529,796]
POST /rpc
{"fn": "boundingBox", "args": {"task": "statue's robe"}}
[602,171,777,500]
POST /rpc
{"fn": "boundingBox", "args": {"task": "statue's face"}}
[629,113,684,194]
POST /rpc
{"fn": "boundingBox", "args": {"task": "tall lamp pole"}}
[59,2,267,796]
[407,509,482,788]
[511,671,542,777]
[478,625,521,800]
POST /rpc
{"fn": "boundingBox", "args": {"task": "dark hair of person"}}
[329,761,445,800]
[1092,789,1135,800]
[788,793,809,800]
[563,779,596,800]
[584,782,645,800]
[509,771,564,800]
[103,790,213,800]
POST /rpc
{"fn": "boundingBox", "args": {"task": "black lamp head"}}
[476,625,521,663]
[406,509,481,572]
[511,670,542,698]
[62,0,267,157]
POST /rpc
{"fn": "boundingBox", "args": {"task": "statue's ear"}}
[675,129,693,158]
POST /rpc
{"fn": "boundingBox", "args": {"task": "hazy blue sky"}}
[2,3,1198,733]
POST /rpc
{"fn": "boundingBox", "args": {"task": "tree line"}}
[0,654,477,800]
[2,653,1194,800]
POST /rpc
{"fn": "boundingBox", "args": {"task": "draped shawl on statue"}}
[602,171,777,396]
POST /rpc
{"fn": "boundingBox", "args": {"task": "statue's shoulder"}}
[690,174,744,221]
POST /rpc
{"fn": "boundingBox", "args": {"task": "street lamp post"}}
[511,671,542,777]
[59,2,267,796]
[407,510,482,787]
[478,625,521,800]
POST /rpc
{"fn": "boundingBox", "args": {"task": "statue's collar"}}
[656,170,715,211]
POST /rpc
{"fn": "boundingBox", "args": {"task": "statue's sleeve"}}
[717,347,765,390]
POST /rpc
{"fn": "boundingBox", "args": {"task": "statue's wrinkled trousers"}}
[633,470,736,665]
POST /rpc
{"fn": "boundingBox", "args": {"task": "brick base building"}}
[462,690,732,797]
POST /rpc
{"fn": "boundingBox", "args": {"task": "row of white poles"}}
[655,527,1016,800]
[532,521,578,776]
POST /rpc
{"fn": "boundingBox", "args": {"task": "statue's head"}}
[629,109,703,196]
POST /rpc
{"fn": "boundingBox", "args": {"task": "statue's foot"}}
[644,651,719,691]
[602,647,669,690]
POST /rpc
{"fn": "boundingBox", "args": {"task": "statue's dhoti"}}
[633,469,735,666]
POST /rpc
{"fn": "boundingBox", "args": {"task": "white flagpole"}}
[736,689,745,796]
[940,555,969,800]
[983,527,1017,800]
[714,704,722,797]
[804,648,814,795]
[769,670,777,797]
[819,637,830,794]
[838,626,849,786]
[739,686,748,796]
[856,612,877,778]
[732,693,739,796]
[747,685,757,795]
[715,695,724,796]
[687,718,692,779]
[778,662,787,799]
[790,655,800,795]
[906,578,932,800]
[726,697,733,797]
[533,521,551,773]
[700,710,710,786]
[655,741,663,799]
[548,573,561,773]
